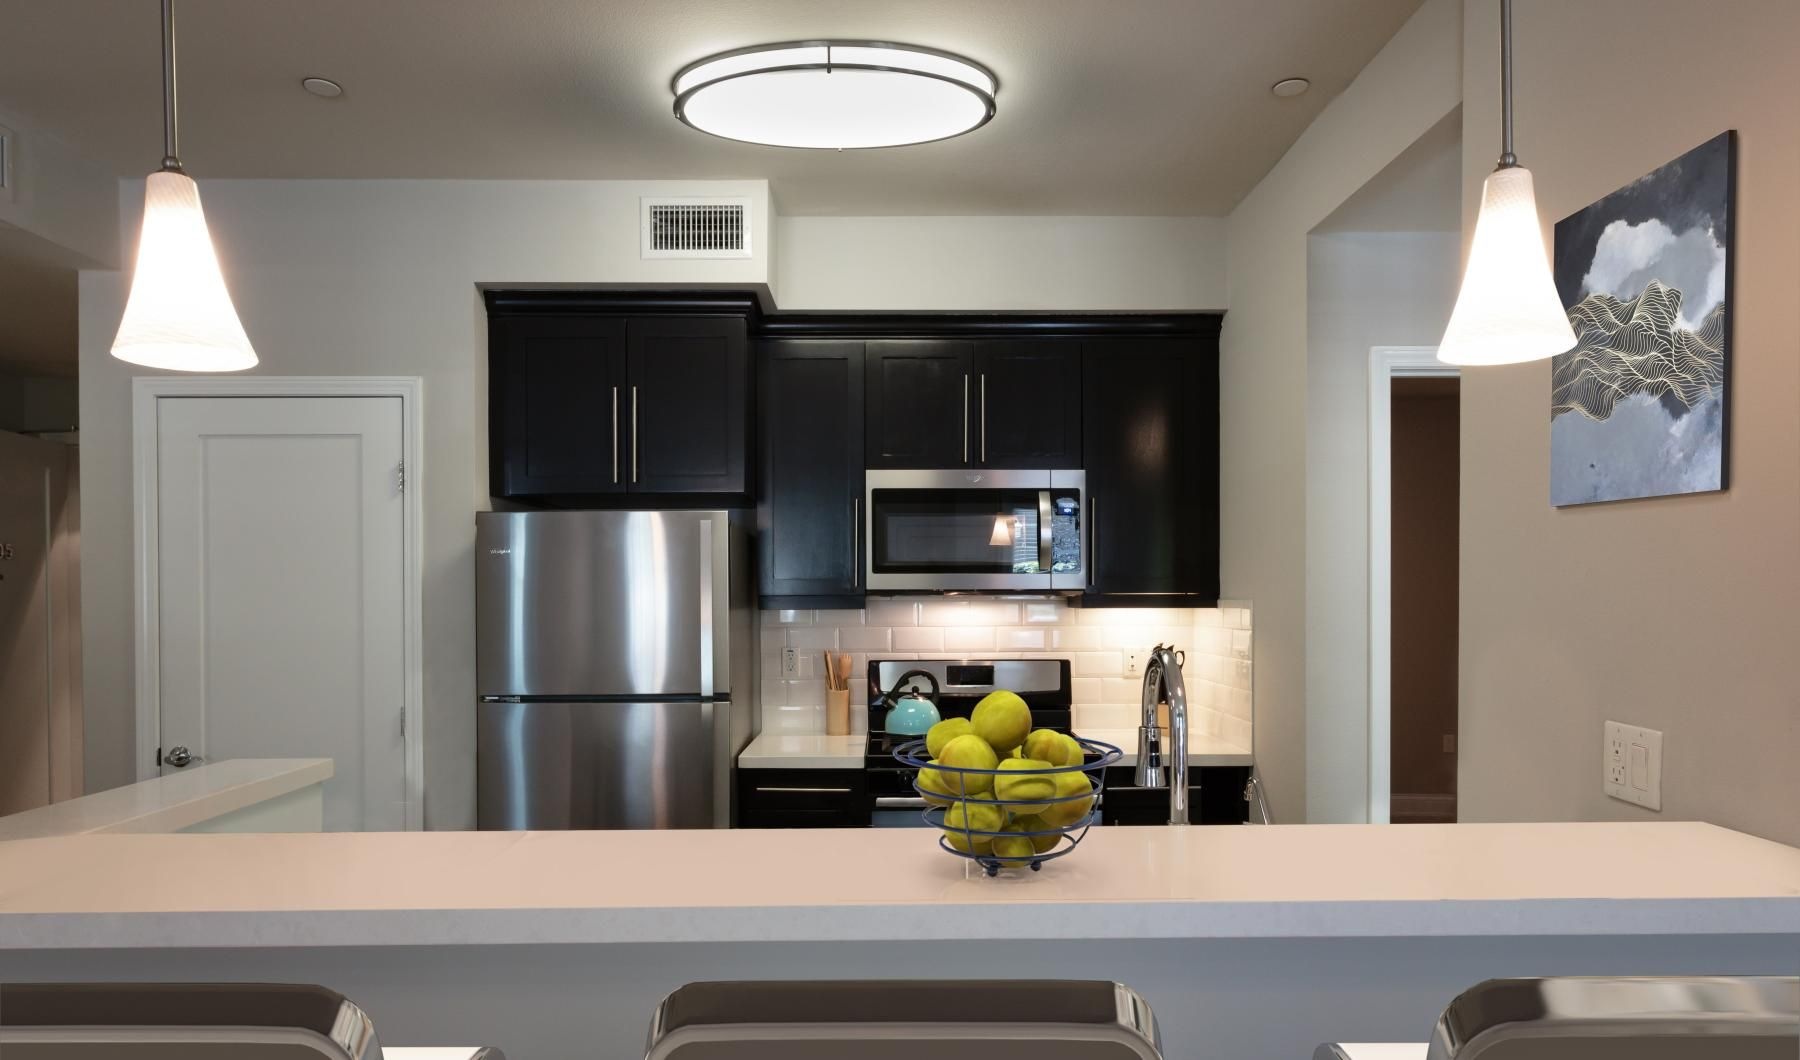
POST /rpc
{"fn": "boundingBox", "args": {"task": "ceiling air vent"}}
[641,196,752,259]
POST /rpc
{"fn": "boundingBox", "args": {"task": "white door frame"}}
[132,376,425,830]
[1367,347,1456,824]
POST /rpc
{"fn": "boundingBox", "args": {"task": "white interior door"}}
[154,395,406,830]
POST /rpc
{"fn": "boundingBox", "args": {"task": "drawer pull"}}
[874,796,927,809]
[755,786,852,795]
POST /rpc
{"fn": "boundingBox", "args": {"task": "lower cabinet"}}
[1099,766,1250,825]
[737,769,870,828]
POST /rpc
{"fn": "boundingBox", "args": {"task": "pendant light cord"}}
[1497,0,1517,169]
[161,0,182,171]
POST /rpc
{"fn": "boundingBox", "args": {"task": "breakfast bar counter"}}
[2,822,1795,1060]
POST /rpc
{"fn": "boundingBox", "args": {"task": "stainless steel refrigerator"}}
[476,510,755,829]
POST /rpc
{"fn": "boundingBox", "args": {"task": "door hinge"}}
[396,460,406,494]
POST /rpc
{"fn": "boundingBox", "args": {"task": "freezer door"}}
[477,511,719,697]
[478,699,721,829]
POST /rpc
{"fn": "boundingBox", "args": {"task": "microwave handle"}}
[1037,490,1053,574]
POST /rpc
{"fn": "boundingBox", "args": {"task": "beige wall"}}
[1456,0,1800,845]
[1222,0,1462,821]
[79,179,774,827]
[775,215,1228,310]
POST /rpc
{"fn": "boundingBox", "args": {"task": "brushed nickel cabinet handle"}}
[631,385,639,483]
[850,498,860,589]
[980,373,987,463]
[611,386,619,484]
[962,373,970,464]
[758,786,853,795]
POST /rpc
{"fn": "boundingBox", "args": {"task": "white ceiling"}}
[0,0,1425,216]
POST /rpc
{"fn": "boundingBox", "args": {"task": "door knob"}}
[163,745,199,768]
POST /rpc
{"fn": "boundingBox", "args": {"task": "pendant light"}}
[1436,0,1575,367]
[110,0,257,372]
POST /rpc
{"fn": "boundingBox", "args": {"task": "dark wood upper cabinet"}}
[1080,337,1219,600]
[490,315,628,497]
[865,339,973,469]
[758,340,864,605]
[487,296,752,505]
[971,339,1081,468]
[626,316,749,495]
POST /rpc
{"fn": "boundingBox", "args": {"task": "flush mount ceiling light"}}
[301,77,343,98]
[672,41,997,149]
[1437,0,1575,366]
[111,0,257,372]
[1270,77,1311,98]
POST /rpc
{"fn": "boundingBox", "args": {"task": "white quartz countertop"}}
[738,732,865,769]
[0,822,1794,950]
[0,759,333,841]
[738,729,1252,769]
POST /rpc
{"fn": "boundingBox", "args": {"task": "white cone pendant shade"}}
[1437,167,1575,366]
[110,170,257,372]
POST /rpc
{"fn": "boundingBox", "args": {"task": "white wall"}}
[1456,0,1800,846]
[1303,230,1459,822]
[775,215,1227,309]
[0,107,117,269]
[1220,0,1463,822]
[79,179,772,827]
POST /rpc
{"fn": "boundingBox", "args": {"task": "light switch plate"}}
[1604,720,1663,811]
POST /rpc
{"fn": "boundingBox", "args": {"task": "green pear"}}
[935,733,998,795]
[993,758,1058,814]
[1039,770,1095,828]
[940,797,1004,854]
[970,690,1032,756]
[1011,814,1063,854]
[925,717,973,758]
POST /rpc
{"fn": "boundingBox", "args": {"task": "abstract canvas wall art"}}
[1550,131,1735,506]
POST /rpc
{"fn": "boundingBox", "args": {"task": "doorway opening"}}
[1367,347,1459,823]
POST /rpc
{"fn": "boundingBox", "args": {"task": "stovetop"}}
[864,657,1073,769]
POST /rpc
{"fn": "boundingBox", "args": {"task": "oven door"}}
[865,469,1085,592]
[870,795,936,828]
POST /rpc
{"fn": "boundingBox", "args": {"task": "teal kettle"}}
[881,668,942,736]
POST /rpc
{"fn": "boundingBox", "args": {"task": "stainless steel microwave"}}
[864,469,1085,592]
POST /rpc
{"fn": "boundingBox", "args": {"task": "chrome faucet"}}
[1134,644,1189,826]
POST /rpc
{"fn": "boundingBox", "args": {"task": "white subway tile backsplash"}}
[785,626,839,651]
[839,625,892,651]
[1050,626,1104,650]
[943,626,996,652]
[892,626,945,652]
[918,599,1020,627]
[864,599,919,626]
[1073,651,1122,677]
[755,598,1251,751]
[997,627,1047,650]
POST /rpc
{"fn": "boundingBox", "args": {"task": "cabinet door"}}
[626,316,749,495]
[1081,338,1219,597]
[490,316,627,497]
[973,339,1081,468]
[759,341,865,603]
[865,340,972,468]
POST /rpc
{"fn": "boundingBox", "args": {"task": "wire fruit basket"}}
[892,737,1124,876]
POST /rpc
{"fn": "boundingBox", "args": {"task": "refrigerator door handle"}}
[699,516,714,699]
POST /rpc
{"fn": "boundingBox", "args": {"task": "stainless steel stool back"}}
[645,980,1162,1060]
[1426,976,1799,1060]
[0,983,382,1060]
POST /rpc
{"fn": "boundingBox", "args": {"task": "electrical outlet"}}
[780,647,798,676]
[1603,720,1663,811]
[1124,651,1141,677]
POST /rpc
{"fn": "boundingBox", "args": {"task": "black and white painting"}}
[1550,131,1735,506]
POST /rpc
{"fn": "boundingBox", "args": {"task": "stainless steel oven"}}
[864,469,1085,592]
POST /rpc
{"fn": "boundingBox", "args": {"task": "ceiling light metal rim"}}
[671,65,998,150]
[670,38,999,97]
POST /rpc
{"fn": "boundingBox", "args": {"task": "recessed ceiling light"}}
[672,41,997,149]
[1270,77,1311,98]
[301,77,343,99]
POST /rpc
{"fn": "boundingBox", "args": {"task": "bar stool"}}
[0,983,506,1060]
[1314,976,1798,1060]
[645,980,1163,1060]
